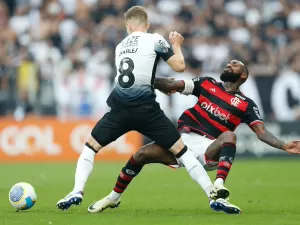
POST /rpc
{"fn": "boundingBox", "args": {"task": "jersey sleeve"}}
[153,33,174,62]
[181,77,207,97]
[242,100,264,127]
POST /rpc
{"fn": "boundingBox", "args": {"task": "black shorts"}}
[91,104,180,150]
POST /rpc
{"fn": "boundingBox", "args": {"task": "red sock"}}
[216,143,236,182]
[113,156,143,193]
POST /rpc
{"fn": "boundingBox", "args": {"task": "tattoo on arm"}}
[258,128,286,150]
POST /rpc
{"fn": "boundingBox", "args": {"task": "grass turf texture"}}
[0,159,299,225]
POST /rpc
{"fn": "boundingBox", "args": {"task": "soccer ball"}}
[9,182,37,211]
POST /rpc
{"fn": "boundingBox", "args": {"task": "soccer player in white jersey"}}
[57,6,222,211]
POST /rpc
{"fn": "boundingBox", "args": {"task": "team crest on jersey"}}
[230,97,241,107]
[158,40,169,53]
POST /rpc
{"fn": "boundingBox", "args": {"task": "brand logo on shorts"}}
[201,102,230,123]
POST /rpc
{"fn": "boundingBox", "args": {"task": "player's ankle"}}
[109,190,121,201]
[214,178,224,186]
[71,190,84,195]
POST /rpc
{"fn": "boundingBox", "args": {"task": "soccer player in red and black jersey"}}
[87,60,300,214]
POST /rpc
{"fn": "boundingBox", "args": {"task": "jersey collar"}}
[131,31,145,35]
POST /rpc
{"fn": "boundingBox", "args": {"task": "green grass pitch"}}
[1,159,300,225]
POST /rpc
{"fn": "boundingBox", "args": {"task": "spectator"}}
[0,0,299,122]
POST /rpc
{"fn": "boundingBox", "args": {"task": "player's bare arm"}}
[154,77,184,94]
[166,31,185,72]
[251,123,300,154]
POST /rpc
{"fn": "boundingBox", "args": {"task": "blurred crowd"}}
[0,0,299,121]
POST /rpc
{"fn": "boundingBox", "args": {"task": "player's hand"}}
[169,31,184,46]
[159,89,176,96]
[158,77,177,96]
[283,141,300,154]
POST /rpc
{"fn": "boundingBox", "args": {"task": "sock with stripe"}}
[110,156,143,201]
[215,143,236,185]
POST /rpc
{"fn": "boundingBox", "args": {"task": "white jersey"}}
[107,31,174,109]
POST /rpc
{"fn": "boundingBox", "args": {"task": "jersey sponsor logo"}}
[230,97,241,107]
[253,107,262,119]
[121,36,140,48]
[199,95,241,126]
[201,101,231,123]
[235,94,246,100]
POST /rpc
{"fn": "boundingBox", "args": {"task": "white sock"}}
[108,190,121,202]
[214,178,224,186]
[178,149,213,197]
[204,185,213,197]
[73,145,96,193]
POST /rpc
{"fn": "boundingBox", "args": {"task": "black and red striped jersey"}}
[177,77,264,139]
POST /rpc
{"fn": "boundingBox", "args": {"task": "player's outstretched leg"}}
[88,155,143,213]
[57,139,100,210]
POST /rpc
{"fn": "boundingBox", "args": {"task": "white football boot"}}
[209,182,230,200]
[56,191,83,210]
[210,198,242,214]
[88,196,121,213]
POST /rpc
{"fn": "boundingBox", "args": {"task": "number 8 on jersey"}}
[118,57,135,88]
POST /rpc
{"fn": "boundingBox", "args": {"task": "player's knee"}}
[86,136,103,153]
[221,131,237,144]
[169,138,185,155]
[133,150,148,165]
